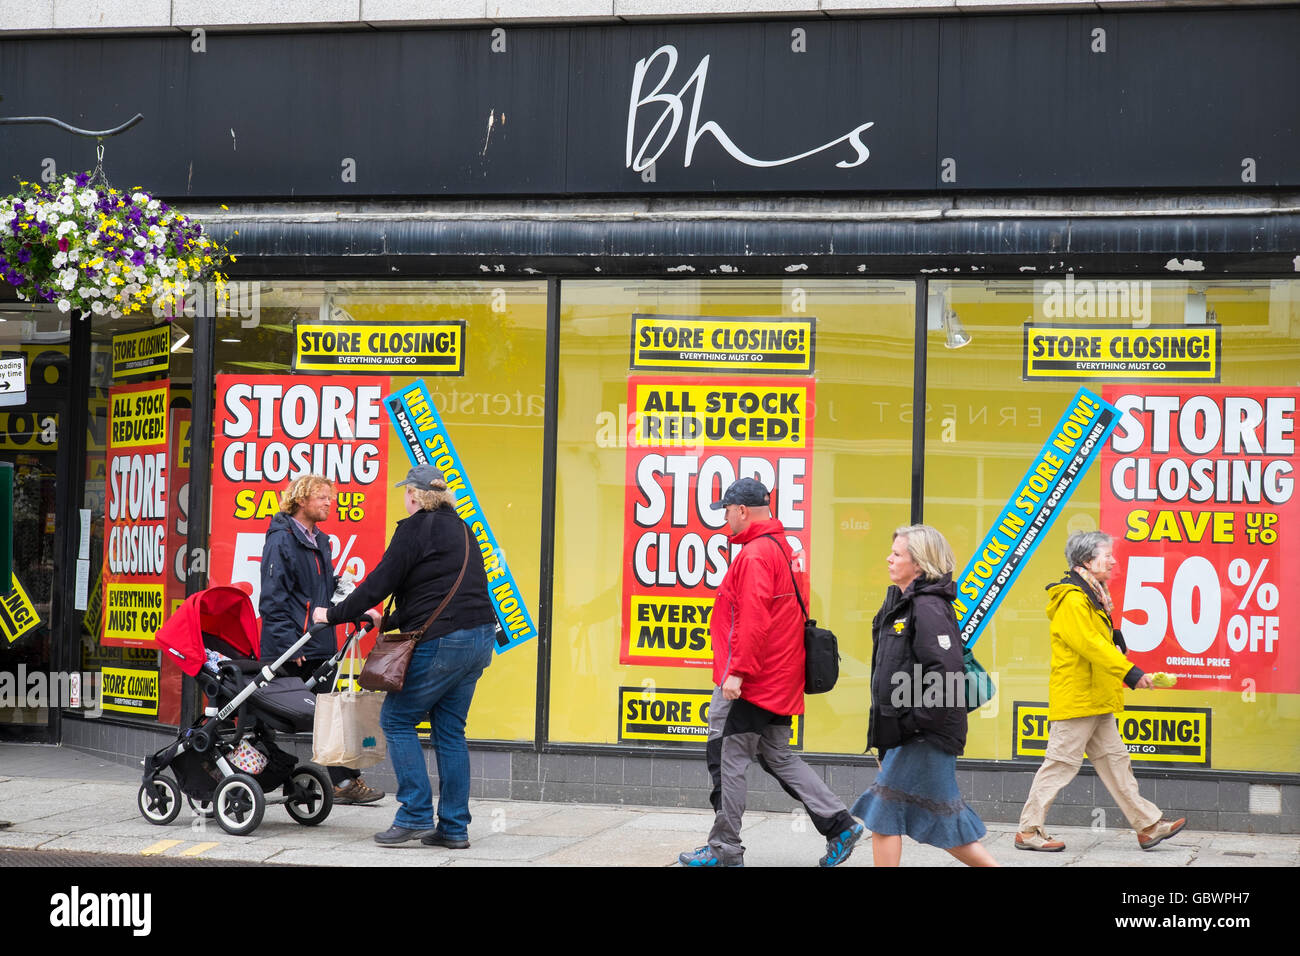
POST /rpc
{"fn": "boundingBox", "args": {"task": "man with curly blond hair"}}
[260,474,384,805]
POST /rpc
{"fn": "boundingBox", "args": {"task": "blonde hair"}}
[893,524,956,581]
[279,475,333,515]
[406,479,456,512]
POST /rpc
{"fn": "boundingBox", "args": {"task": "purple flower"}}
[37,221,49,236]
[75,172,90,187]
[130,249,146,267]
[16,246,31,265]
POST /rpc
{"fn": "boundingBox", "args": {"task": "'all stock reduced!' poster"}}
[1100,386,1298,693]
[102,380,170,647]
[621,375,813,667]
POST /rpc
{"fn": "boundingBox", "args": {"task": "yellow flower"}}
[230,255,238,263]
[220,204,229,211]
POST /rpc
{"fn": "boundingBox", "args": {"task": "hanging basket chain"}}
[87,143,112,191]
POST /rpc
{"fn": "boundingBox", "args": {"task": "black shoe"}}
[420,830,470,849]
[373,825,435,846]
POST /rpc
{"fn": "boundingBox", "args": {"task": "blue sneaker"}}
[678,845,743,867]
[818,822,865,868]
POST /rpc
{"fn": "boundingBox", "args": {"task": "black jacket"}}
[327,505,496,641]
[259,512,337,662]
[867,574,969,757]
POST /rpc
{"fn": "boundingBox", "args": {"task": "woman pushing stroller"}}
[313,464,496,848]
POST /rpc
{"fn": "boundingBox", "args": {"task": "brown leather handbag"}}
[358,523,470,693]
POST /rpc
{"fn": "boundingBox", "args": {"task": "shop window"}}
[551,279,915,752]
[207,280,546,742]
[924,278,1300,772]
[73,312,194,725]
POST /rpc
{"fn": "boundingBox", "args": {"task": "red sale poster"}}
[621,375,814,667]
[208,375,392,655]
[1100,386,1298,693]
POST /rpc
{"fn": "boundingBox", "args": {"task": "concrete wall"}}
[0,0,1278,35]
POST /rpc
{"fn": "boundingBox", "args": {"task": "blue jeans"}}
[379,624,494,836]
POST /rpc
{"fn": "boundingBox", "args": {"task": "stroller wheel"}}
[212,773,266,836]
[284,765,334,826]
[187,796,215,819]
[138,776,182,826]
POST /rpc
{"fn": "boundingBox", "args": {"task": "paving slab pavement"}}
[1,742,1296,869]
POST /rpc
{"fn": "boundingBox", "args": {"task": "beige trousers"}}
[1018,713,1161,834]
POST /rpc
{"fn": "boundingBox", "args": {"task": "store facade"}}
[1,7,1297,830]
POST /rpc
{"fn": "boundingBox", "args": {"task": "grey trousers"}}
[705,686,854,865]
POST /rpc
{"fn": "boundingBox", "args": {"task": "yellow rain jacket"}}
[1044,572,1143,721]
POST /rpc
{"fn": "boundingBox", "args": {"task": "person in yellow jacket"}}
[1015,531,1186,852]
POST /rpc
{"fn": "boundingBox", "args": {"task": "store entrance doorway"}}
[0,401,67,742]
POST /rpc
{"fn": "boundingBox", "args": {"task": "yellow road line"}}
[180,842,220,857]
[141,839,182,856]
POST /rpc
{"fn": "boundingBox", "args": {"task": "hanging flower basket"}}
[0,172,227,318]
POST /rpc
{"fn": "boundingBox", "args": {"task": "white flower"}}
[57,220,77,237]
[52,252,68,268]
[68,249,81,262]
[147,200,160,212]
[134,235,147,248]
[78,286,95,299]
[132,192,146,203]
[57,299,71,313]
[78,189,97,208]
[60,269,77,290]
[91,301,106,314]
[34,208,46,223]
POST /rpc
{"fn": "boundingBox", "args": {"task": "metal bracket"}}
[0,113,144,138]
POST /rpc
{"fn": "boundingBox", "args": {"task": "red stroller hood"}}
[155,586,260,676]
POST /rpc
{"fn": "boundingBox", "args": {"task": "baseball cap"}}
[709,477,771,511]
[394,464,446,490]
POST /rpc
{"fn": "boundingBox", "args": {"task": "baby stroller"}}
[138,585,368,836]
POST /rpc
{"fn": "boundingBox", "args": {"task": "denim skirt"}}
[851,738,987,849]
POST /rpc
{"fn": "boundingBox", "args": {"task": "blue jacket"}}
[258,512,337,662]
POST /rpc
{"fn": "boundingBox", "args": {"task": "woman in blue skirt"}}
[852,525,998,867]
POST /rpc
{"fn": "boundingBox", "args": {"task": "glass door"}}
[0,402,64,741]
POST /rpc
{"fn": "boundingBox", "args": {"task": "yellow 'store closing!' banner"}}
[631,314,815,374]
[102,380,169,646]
[101,666,160,716]
[1023,324,1221,382]
[294,321,466,375]
[111,324,170,380]
[1013,701,1211,766]
[0,576,40,644]
[618,686,802,746]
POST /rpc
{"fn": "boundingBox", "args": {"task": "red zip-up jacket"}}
[710,516,807,716]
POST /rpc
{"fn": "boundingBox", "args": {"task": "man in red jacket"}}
[678,478,864,868]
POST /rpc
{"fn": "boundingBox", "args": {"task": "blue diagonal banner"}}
[955,387,1121,649]
[384,380,536,653]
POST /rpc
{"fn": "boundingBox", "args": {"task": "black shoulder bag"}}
[760,534,839,695]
